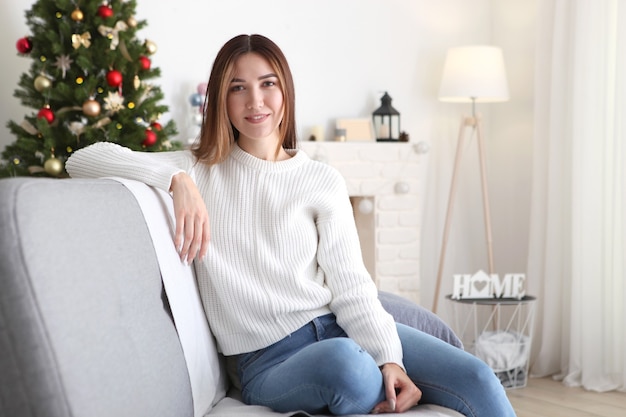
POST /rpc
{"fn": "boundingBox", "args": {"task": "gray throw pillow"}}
[378,291,463,349]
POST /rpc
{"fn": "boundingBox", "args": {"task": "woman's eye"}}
[230,85,244,92]
[263,80,276,87]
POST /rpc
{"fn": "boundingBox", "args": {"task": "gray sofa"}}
[0,177,463,417]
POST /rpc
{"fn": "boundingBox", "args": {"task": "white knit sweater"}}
[66,142,403,367]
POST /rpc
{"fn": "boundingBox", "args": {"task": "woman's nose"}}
[247,88,263,110]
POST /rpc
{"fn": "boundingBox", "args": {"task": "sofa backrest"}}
[0,178,194,417]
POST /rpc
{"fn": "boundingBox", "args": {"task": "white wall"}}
[1,0,492,150]
[1,0,535,312]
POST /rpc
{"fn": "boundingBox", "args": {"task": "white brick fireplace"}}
[300,141,429,304]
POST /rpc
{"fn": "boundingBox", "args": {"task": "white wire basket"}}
[446,295,536,389]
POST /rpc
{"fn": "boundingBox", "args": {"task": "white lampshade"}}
[438,45,509,103]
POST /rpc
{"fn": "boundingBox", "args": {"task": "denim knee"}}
[313,338,381,384]
[241,337,385,415]
[308,338,384,414]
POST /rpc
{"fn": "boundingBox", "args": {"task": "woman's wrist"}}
[169,171,189,192]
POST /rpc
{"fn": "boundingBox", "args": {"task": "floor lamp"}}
[432,46,509,314]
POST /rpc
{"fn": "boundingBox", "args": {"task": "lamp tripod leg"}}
[433,116,471,314]
[475,119,495,274]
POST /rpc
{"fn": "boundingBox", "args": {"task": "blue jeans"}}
[237,313,516,416]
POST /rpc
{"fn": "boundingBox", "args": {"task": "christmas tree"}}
[1,0,180,178]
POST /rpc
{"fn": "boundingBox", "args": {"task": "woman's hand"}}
[372,363,422,414]
[170,172,210,264]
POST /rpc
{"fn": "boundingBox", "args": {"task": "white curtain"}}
[528,0,626,391]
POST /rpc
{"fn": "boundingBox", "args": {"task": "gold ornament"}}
[82,99,101,117]
[34,75,52,92]
[44,157,63,176]
[71,8,84,22]
[127,16,137,28]
[144,39,157,55]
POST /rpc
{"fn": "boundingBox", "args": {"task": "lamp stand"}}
[432,113,494,314]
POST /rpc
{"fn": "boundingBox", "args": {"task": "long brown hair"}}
[192,34,297,165]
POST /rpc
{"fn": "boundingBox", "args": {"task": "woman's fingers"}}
[176,209,209,264]
[183,214,210,264]
[373,363,422,414]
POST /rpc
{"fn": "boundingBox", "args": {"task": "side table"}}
[445,295,536,389]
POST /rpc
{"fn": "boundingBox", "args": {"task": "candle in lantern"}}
[378,124,390,139]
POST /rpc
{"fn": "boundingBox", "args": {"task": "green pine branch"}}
[1,0,181,178]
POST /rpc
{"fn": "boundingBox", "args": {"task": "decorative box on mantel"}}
[299,141,429,304]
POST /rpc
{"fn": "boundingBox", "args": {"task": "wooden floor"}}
[507,377,626,417]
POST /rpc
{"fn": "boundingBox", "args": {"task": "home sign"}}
[451,270,526,300]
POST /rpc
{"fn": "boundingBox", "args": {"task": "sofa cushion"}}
[0,178,194,417]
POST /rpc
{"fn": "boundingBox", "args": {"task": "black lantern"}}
[372,92,401,142]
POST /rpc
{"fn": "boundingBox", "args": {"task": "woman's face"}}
[227,53,284,147]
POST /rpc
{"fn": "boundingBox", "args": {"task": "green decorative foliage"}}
[1,0,181,178]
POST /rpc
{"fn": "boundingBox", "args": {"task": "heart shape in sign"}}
[473,278,489,292]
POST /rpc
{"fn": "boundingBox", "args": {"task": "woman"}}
[66,34,515,416]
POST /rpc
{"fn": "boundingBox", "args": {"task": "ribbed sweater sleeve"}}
[314,171,404,368]
[65,142,195,191]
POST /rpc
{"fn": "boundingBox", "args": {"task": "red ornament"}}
[150,122,162,131]
[16,37,33,54]
[97,4,114,19]
[37,107,55,124]
[138,56,151,71]
[142,129,157,147]
[106,69,123,87]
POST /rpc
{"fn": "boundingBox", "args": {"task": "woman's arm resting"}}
[170,172,210,264]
